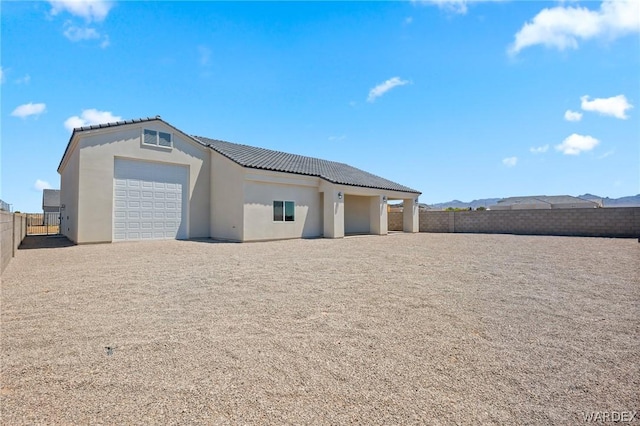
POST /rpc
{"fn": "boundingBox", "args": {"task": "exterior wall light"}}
[415,198,419,203]
[382,196,387,202]
[338,192,343,200]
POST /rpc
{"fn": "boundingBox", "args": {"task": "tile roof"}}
[58,116,420,194]
[194,136,420,194]
[70,116,163,132]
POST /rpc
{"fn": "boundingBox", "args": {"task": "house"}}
[57,116,421,244]
[41,188,61,229]
[42,189,61,214]
[489,195,601,210]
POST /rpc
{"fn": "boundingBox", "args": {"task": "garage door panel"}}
[114,159,188,241]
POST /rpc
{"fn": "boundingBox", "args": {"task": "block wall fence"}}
[1,212,27,275]
[388,207,640,238]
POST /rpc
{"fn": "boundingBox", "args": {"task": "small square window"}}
[142,129,172,149]
[158,132,172,147]
[143,129,157,146]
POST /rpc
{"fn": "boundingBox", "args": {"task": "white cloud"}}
[63,23,101,41]
[555,133,600,155]
[564,109,583,122]
[502,156,518,167]
[64,108,122,131]
[328,135,346,142]
[49,0,114,22]
[580,94,633,119]
[198,46,212,66]
[11,102,47,118]
[530,144,549,154]
[412,0,500,14]
[367,77,410,102]
[404,16,414,25]
[0,66,4,84]
[34,179,52,191]
[509,0,640,55]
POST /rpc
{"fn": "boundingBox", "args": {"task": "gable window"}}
[143,129,173,149]
[273,201,295,222]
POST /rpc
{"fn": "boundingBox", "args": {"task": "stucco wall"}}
[244,169,322,241]
[1,212,26,274]
[60,123,210,243]
[210,152,245,241]
[388,208,640,237]
[344,195,371,235]
[243,176,323,241]
[60,145,80,242]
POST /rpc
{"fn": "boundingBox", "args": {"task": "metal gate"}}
[26,212,61,235]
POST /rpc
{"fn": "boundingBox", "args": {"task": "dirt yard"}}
[1,234,638,424]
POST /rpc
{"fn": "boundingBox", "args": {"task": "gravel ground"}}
[1,233,638,424]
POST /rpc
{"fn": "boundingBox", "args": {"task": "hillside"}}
[429,194,640,209]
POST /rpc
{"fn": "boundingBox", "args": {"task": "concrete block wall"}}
[387,211,404,231]
[1,212,27,275]
[420,211,450,233]
[388,208,640,238]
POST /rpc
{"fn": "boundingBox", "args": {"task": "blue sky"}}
[1,0,638,212]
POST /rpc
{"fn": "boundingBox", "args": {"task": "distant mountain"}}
[578,194,640,207]
[430,198,501,210]
[429,194,640,209]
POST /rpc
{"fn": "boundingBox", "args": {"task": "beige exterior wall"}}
[344,195,371,234]
[243,171,323,241]
[322,188,344,239]
[210,151,245,241]
[59,122,210,244]
[59,121,420,243]
[60,145,80,242]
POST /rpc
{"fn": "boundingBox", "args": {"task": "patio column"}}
[403,197,419,233]
[323,190,344,238]
[369,195,388,235]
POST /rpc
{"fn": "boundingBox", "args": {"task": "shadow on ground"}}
[19,235,75,250]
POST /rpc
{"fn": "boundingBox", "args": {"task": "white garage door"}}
[113,159,188,241]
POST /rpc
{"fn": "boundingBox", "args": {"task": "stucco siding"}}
[243,177,322,241]
[72,123,209,243]
[210,152,244,241]
[344,194,370,235]
[60,145,80,243]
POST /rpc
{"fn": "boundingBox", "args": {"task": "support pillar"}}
[323,190,344,238]
[369,195,388,235]
[403,197,419,233]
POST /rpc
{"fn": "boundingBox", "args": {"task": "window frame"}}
[142,129,173,150]
[273,200,295,223]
